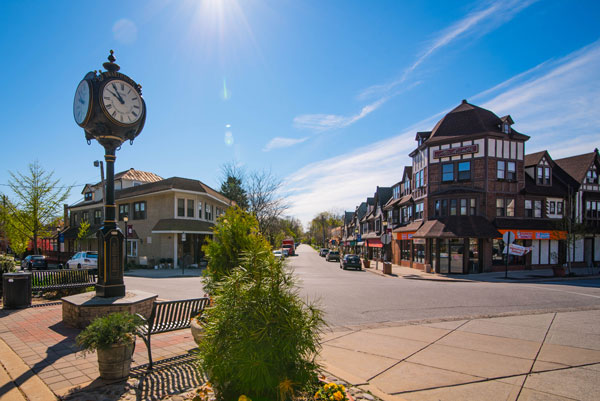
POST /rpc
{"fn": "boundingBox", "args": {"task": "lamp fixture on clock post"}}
[73,51,146,297]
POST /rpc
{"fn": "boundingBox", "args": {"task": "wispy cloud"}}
[286,39,600,225]
[359,0,538,100]
[263,136,309,152]
[293,97,388,132]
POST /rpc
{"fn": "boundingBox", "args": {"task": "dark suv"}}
[21,255,48,270]
[326,250,340,262]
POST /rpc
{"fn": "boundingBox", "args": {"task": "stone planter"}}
[362,259,370,269]
[191,318,205,345]
[97,340,134,381]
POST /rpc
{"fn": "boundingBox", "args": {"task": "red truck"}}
[282,239,295,256]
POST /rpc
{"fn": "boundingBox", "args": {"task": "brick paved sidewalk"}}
[0,303,198,398]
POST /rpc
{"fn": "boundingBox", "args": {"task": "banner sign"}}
[397,233,414,240]
[503,244,531,256]
[433,144,478,159]
[498,229,566,241]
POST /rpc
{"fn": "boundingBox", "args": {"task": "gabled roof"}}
[555,150,599,184]
[524,150,547,167]
[83,169,163,194]
[356,202,367,220]
[343,211,354,225]
[424,100,529,145]
[402,166,412,181]
[375,187,393,208]
[116,177,232,204]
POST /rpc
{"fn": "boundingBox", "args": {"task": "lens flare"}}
[225,124,231,128]
[222,78,230,100]
[224,131,234,146]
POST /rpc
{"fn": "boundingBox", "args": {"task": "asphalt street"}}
[125,244,600,327]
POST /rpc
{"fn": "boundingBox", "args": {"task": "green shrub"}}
[202,206,266,293]
[0,254,17,273]
[76,312,142,354]
[198,212,324,401]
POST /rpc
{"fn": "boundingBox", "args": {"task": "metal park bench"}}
[137,297,210,369]
[31,269,97,292]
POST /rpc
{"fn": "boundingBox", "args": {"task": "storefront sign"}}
[498,229,566,241]
[535,232,550,239]
[413,238,426,245]
[396,232,414,240]
[367,239,383,248]
[433,144,478,159]
[516,230,532,240]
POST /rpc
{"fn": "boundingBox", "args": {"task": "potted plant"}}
[76,312,142,381]
[362,256,370,269]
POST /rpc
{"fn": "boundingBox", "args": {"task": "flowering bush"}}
[314,382,348,401]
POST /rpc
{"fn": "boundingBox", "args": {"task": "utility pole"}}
[321,215,326,248]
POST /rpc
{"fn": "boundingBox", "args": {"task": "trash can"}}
[2,272,32,309]
[383,262,392,275]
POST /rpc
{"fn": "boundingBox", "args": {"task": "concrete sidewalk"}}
[365,262,600,283]
[318,309,600,401]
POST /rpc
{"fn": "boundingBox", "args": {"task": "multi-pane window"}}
[442,164,454,182]
[557,201,563,215]
[537,166,551,185]
[415,203,423,219]
[496,199,505,217]
[549,201,556,214]
[414,170,424,188]
[82,211,89,222]
[534,200,542,218]
[586,201,599,218]
[187,200,194,217]
[457,161,471,181]
[126,240,137,257]
[441,199,448,216]
[198,201,202,219]
[460,199,468,216]
[119,204,129,220]
[586,169,598,184]
[497,161,516,180]
[434,200,441,216]
[470,198,477,215]
[506,198,515,216]
[525,200,533,217]
[84,192,92,201]
[393,186,400,199]
[133,201,146,220]
[177,199,185,217]
[450,199,457,216]
[94,210,102,225]
[205,203,213,221]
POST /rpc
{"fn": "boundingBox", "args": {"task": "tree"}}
[219,163,249,210]
[246,169,289,239]
[0,203,29,257]
[5,161,71,254]
[308,211,343,247]
[77,220,90,251]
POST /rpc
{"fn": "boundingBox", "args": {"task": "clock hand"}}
[111,83,126,104]
[108,88,125,104]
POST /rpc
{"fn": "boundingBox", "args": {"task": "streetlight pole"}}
[93,160,105,202]
[124,216,128,268]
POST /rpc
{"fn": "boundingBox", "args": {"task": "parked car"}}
[66,251,98,269]
[319,248,329,257]
[326,250,340,262]
[272,250,284,259]
[21,255,48,270]
[340,254,361,270]
[282,248,289,257]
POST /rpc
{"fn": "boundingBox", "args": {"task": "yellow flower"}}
[238,396,251,401]
[340,385,346,393]
[333,391,344,401]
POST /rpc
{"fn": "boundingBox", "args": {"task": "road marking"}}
[525,284,600,299]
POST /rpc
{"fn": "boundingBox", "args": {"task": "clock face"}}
[73,80,92,126]
[101,79,143,125]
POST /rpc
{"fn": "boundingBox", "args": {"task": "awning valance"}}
[367,239,383,248]
[414,216,500,239]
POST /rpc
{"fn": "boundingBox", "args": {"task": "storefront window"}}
[492,239,504,265]
[401,240,411,261]
[430,239,437,272]
[450,239,463,273]
[439,240,449,274]
[413,242,425,264]
[469,238,479,273]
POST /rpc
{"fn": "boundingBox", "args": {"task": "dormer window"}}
[536,166,551,185]
[84,192,93,201]
[502,123,510,134]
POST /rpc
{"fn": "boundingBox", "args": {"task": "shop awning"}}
[367,239,383,248]
[414,216,500,239]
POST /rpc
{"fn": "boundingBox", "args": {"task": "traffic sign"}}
[502,231,515,244]
[380,233,392,245]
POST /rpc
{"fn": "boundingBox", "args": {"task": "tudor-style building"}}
[399,100,530,273]
[555,149,600,265]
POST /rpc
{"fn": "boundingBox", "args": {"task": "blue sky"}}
[1,0,599,225]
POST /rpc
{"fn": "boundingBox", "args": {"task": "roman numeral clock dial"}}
[100,79,143,126]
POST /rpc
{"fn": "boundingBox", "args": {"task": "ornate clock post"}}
[73,51,146,297]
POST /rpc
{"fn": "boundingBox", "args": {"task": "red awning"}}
[367,239,383,248]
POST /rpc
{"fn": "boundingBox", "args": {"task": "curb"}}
[0,338,58,401]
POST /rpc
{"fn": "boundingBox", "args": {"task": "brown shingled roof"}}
[524,150,547,167]
[119,169,163,183]
[116,177,232,204]
[414,216,500,238]
[555,151,598,184]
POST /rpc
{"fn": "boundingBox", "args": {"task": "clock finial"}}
[103,50,120,72]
